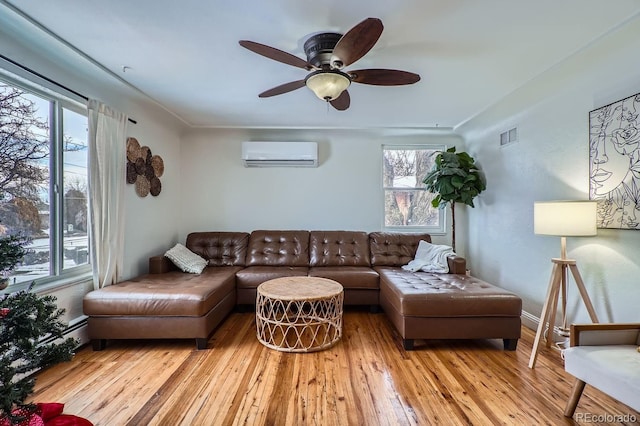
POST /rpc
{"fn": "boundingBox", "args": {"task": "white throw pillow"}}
[402,240,455,273]
[164,243,208,274]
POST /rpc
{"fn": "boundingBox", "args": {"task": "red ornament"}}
[0,308,9,318]
[0,404,93,426]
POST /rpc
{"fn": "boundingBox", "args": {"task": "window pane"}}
[382,146,444,231]
[384,190,439,227]
[0,84,51,285]
[383,148,436,188]
[1,74,88,290]
[62,108,89,269]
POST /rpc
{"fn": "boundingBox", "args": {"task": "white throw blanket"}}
[402,240,455,273]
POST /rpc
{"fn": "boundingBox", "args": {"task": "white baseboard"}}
[521,310,567,344]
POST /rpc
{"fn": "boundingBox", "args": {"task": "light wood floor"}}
[30,311,639,425]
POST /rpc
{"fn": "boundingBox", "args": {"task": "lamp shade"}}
[305,70,351,101]
[534,201,597,236]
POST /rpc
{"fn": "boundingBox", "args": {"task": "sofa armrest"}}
[570,323,640,347]
[149,255,179,274]
[447,255,466,274]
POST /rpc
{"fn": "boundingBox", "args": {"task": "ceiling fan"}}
[239,18,421,111]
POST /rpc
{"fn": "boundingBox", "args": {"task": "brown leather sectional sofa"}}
[83,230,522,351]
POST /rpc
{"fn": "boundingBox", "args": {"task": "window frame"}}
[0,69,90,292]
[382,144,447,234]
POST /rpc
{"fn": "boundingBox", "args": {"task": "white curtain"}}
[87,99,128,289]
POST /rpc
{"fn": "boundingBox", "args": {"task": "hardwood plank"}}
[28,311,640,425]
[355,316,417,425]
[145,313,258,425]
[343,317,392,425]
[332,326,367,425]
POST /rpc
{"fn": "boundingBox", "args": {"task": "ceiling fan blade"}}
[331,18,383,68]
[349,69,421,86]
[330,90,350,111]
[258,80,306,98]
[239,40,314,70]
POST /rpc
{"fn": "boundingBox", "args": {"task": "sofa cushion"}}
[309,231,371,267]
[308,266,379,289]
[369,232,432,266]
[564,345,640,411]
[83,266,241,317]
[235,266,309,289]
[164,243,208,273]
[246,230,310,266]
[186,232,250,266]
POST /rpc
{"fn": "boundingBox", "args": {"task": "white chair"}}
[563,323,640,417]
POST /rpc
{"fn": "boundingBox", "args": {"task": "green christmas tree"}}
[0,284,78,425]
[0,235,28,284]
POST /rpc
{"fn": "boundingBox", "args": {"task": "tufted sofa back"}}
[309,231,371,267]
[245,230,310,266]
[181,230,436,269]
[369,232,431,266]
[185,232,250,266]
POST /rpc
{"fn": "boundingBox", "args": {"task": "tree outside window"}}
[383,145,445,232]
[0,79,88,288]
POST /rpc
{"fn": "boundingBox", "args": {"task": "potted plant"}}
[422,147,486,252]
[0,234,28,290]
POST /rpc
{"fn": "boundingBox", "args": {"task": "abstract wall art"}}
[126,137,164,197]
[589,91,640,229]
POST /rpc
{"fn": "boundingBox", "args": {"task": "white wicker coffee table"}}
[256,276,344,352]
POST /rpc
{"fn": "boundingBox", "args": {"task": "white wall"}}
[457,16,640,324]
[179,127,463,247]
[0,13,185,339]
[120,122,183,279]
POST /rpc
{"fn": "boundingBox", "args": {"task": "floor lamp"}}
[528,201,600,369]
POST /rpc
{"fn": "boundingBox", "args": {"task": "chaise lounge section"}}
[369,232,522,350]
[84,232,249,350]
[83,230,522,351]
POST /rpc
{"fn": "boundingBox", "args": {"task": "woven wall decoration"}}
[126,137,164,197]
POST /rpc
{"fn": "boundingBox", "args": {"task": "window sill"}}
[5,270,93,294]
[383,227,446,235]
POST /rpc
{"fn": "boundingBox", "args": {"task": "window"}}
[382,145,445,232]
[0,73,89,289]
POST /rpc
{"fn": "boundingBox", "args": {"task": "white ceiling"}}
[4,0,640,129]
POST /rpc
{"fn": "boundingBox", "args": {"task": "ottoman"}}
[376,267,522,350]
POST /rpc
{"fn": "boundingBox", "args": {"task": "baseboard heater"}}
[40,315,89,348]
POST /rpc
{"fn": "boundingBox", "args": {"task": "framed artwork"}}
[589,91,640,229]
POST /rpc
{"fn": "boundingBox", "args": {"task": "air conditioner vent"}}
[500,127,518,147]
[243,159,317,168]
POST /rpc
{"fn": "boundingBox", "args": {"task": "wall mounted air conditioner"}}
[241,141,318,167]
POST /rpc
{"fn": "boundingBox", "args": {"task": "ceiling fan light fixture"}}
[305,70,351,101]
